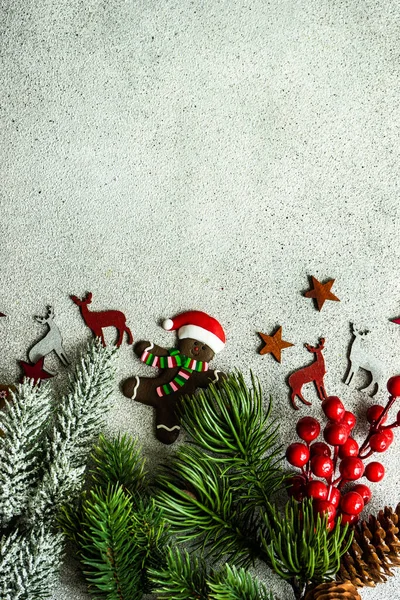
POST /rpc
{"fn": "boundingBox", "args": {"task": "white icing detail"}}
[156,424,181,432]
[212,370,221,383]
[163,319,174,331]
[178,324,225,353]
[131,376,140,400]
[144,341,154,351]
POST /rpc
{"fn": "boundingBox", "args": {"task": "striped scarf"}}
[140,348,209,397]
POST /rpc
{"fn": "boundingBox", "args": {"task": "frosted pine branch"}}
[0,524,63,600]
[0,381,52,527]
[26,339,117,524]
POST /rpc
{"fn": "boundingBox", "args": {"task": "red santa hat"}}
[162,310,226,354]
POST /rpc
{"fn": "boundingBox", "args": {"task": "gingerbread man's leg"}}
[154,399,180,445]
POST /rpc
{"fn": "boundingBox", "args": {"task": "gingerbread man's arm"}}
[134,341,169,358]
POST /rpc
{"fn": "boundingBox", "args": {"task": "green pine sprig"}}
[90,433,147,500]
[179,372,285,509]
[156,445,265,566]
[60,434,169,600]
[261,498,353,595]
[79,485,144,600]
[156,373,284,567]
[209,563,275,600]
[150,547,276,600]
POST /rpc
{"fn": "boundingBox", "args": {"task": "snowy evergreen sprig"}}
[0,338,117,599]
[0,381,52,527]
[26,339,117,525]
[0,524,64,600]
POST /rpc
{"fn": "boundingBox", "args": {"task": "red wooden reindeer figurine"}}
[288,338,327,409]
[71,292,133,347]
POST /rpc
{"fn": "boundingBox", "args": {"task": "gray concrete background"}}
[1,0,399,597]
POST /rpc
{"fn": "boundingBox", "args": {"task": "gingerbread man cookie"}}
[122,310,226,444]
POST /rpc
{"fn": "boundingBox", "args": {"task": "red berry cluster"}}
[286,376,400,528]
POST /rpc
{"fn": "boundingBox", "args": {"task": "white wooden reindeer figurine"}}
[28,306,69,371]
[344,323,384,396]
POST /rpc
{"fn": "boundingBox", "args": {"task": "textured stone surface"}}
[1,0,399,598]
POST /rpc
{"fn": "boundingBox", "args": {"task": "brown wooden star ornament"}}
[304,276,340,311]
[258,326,294,362]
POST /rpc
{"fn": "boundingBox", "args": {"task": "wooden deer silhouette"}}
[71,292,133,347]
[288,338,327,409]
[28,306,69,371]
[344,323,384,396]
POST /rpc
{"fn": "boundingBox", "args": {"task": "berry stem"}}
[359,395,397,455]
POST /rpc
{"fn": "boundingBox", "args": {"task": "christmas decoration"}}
[304,276,340,311]
[286,377,400,530]
[288,338,327,408]
[344,323,385,396]
[338,504,400,587]
[258,326,294,362]
[71,292,133,347]
[155,373,351,600]
[304,580,361,600]
[60,433,169,600]
[28,306,69,372]
[0,340,116,600]
[122,310,226,444]
[19,356,54,384]
[151,548,275,600]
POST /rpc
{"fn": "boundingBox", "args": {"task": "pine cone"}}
[304,580,361,600]
[338,502,400,587]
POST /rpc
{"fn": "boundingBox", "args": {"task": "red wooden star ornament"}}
[304,276,340,311]
[258,326,294,362]
[19,357,54,385]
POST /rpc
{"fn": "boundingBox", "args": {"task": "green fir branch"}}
[179,372,285,509]
[157,444,266,566]
[60,434,170,599]
[0,382,52,526]
[90,433,147,500]
[209,563,275,600]
[261,498,353,589]
[79,485,143,600]
[150,547,276,600]
[149,547,210,600]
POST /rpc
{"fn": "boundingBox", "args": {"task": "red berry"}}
[339,457,365,481]
[296,417,321,443]
[322,396,345,422]
[310,456,334,478]
[287,475,307,501]
[286,443,310,468]
[383,428,394,445]
[351,484,372,505]
[310,442,331,458]
[341,411,356,430]
[387,375,400,397]
[327,485,341,507]
[366,405,387,424]
[324,423,350,446]
[338,438,359,458]
[369,432,391,453]
[340,491,364,515]
[340,512,359,526]
[306,480,328,501]
[313,500,336,522]
[365,461,385,482]
[397,410,400,426]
